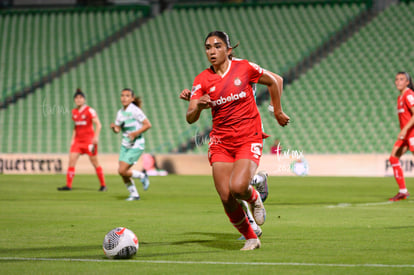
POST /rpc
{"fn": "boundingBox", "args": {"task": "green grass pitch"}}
[0,174,413,274]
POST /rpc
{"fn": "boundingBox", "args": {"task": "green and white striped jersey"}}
[115,103,147,149]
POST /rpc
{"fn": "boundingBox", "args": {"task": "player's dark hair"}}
[122,88,142,108]
[73,88,85,99]
[397,72,414,90]
[204,31,239,60]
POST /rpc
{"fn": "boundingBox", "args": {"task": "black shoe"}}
[58,186,72,191]
[99,186,108,192]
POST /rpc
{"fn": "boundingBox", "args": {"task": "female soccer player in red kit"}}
[58,89,106,191]
[388,72,413,201]
[185,31,289,250]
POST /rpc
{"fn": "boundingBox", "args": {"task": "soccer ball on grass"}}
[103,227,139,259]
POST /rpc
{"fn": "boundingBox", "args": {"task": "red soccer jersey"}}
[72,105,97,143]
[190,59,265,145]
[397,88,414,130]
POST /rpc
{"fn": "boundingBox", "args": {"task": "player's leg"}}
[118,161,140,200]
[119,147,149,191]
[389,144,410,201]
[237,200,262,240]
[212,162,260,250]
[88,146,107,191]
[236,171,268,240]
[230,159,266,226]
[58,152,80,191]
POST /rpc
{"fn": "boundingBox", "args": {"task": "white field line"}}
[326,200,413,208]
[0,257,413,268]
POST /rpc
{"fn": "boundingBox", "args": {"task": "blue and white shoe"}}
[255,171,268,202]
[140,171,150,191]
[125,196,140,201]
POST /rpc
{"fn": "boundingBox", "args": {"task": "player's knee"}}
[230,184,249,200]
[118,167,128,177]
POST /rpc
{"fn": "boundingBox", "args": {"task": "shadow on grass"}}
[0,245,102,259]
[137,232,241,257]
[0,233,244,259]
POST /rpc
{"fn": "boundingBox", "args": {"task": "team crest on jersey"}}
[210,86,216,92]
[82,115,86,119]
[234,77,242,86]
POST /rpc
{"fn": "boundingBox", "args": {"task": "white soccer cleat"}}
[240,238,261,251]
[252,194,266,226]
[125,196,140,201]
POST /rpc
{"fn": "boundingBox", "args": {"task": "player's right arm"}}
[179,89,191,101]
[111,111,122,133]
[186,94,211,124]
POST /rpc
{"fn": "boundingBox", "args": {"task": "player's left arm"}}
[92,116,102,145]
[128,118,152,140]
[399,106,414,139]
[258,71,290,127]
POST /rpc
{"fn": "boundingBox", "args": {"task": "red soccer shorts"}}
[394,130,414,151]
[208,139,263,166]
[70,142,98,156]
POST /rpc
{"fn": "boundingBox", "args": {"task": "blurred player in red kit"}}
[58,89,106,191]
[184,31,289,250]
[388,72,413,201]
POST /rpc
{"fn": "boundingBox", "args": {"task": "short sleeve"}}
[247,61,264,83]
[89,107,97,118]
[133,107,147,123]
[406,93,414,108]
[190,75,206,100]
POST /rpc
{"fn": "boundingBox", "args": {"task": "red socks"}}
[246,187,259,204]
[66,166,75,188]
[96,166,106,187]
[66,166,105,188]
[389,156,406,190]
[225,204,257,240]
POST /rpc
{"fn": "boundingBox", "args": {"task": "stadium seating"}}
[0,2,379,154]
[260,2,414,154]
[0,7,145,102]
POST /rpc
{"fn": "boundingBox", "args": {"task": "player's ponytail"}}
[122,88,142,108]
[132,97,142,108]
[397,72,414,90]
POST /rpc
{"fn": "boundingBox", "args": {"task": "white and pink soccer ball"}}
[103,227,139,259]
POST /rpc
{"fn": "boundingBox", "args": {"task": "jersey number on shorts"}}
[251,143,262,159]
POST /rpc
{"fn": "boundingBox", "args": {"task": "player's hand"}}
[197,94,211,110]
[398,129,407,140]
[110,123,120,133]
[179,89,191,101]
[92,136,99,145]
[274,111,290,127]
